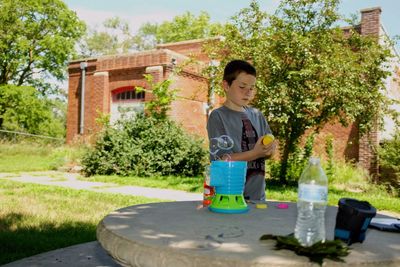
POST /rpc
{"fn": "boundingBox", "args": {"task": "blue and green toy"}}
[209,161,248,214]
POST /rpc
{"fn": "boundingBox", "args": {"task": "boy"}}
[207,59,276,201]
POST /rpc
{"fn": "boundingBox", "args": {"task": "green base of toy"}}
[209,193,248,213]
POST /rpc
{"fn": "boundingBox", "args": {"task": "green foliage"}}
[137,74,177,121]
[260,234,350,266]
[326,160,371,195]
[0,85,65,137]
[135,11,225,50]
[0,0,85,89]
[77,17,135,58]
[78,11,225,56]
[82,114,208,177]
[379,131,400,174]
[281,133,316,183]
[325,135,335,177]
[206,0,393,183]
[378,130,400,193]
[267,156,370,189]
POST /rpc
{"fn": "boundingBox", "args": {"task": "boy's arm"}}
[222,137,277,161]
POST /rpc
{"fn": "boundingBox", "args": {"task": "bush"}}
[82,114,208,177]
[277,133,316,183]
[378,131,400,194]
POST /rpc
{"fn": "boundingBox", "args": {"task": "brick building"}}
[67,39,213,142]
[66,7,400,174]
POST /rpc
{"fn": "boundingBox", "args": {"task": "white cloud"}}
[74,7,178,32]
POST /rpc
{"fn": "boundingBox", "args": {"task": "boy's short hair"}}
[223,60,256,86]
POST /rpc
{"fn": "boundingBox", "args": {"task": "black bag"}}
[334,198,377,245]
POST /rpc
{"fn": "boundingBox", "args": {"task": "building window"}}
[110,87,145,125]
[115,90,145,101]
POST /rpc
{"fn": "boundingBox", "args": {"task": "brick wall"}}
[313,122,359,162]
[166,68,208,137]
[157,38,220,62]
[66,46,209,143]
[66,60,97,142]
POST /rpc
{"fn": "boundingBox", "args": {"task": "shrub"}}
[82,114,208,177]
[378,131,400,195]
[325,135,334,178]
[283,133,316,183]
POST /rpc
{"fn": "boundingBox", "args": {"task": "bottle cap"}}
[309,157,320,165]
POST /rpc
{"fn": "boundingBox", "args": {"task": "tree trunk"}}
[279,138,291,185]
[279,129,300,185]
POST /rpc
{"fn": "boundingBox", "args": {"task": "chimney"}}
[360,7,381,38]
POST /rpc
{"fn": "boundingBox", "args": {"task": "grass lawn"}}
[266,182,400,214]
[0,141,85,172]
[0,180,162,265]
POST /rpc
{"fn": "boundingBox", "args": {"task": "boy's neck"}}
[223,101,245,112]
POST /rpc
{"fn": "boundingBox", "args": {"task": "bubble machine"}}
[209,161,249,214]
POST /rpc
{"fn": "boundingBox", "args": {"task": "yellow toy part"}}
[262,134,275,145]
[256,203,268,209]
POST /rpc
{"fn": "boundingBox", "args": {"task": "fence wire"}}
[0,129,65,144]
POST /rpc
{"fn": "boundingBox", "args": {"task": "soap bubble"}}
[218,135,234,150]
[210,138,221,157]
[209,135,234,160]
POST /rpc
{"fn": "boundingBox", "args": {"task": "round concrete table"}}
[97,201,400,267]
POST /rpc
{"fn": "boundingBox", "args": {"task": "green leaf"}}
[259,233,350,266]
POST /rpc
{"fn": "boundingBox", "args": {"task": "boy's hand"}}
[264,140,277,158]
[254,137,277,158]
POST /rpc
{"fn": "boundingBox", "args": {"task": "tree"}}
[0,0,85,91]
[0,85,65,137]
[134,11,225,50]
[79,11,225,56]
[206,0,393,183]
[136,74,177,121]
[77,17,136,58]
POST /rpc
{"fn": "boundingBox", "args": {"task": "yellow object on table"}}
[256,203,268,209]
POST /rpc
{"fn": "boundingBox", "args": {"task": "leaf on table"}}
[259,234,350,266]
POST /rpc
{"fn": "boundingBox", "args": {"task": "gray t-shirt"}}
[207,105,272,200]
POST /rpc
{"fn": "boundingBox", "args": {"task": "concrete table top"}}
[97,201,400,267]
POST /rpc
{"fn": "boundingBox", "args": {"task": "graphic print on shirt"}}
[241,113,265,180]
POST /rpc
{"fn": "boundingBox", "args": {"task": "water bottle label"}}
[298,184,327,202]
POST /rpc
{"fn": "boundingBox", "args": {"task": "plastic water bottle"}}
[294,157,328,247]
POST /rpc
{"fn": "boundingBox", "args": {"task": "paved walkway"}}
[0,171,202,201]
[0,171,203,267]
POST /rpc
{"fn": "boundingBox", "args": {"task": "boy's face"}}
[223,72,256,111]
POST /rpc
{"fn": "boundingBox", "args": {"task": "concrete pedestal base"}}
[97,201,400,267]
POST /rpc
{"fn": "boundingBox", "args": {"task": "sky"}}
[63,0,399,51]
